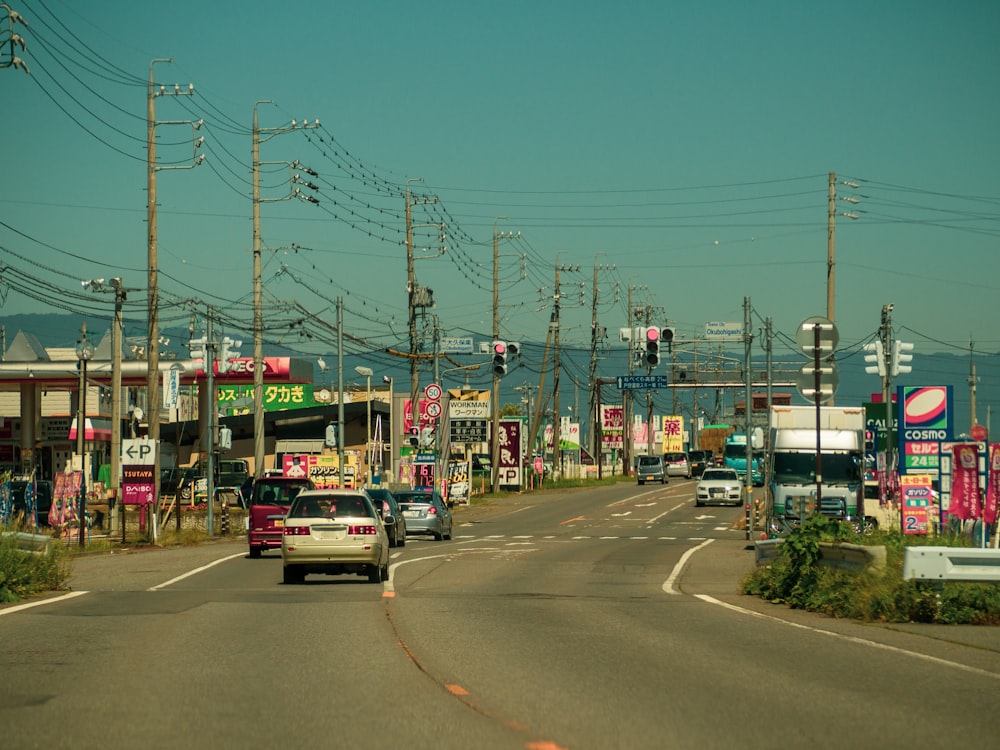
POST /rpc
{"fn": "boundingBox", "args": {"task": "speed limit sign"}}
[426,401,442,418]
[425,383,442,401]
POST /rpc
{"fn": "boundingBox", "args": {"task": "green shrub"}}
[742,519,1000,624]
[0,531,71,603]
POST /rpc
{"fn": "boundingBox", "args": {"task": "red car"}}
[247,476,316,558]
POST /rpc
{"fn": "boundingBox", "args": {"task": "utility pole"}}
[490,218,513,493]
[204,313,217,537]
[337,297,345,485]
[110,279,125,535]
[405,179,437,472]
[251,101,319,478]
[589,259,613,463]
[552,263,563,481]
[147,58,199,540]
[743,296,754,539]
[969,336,978,432]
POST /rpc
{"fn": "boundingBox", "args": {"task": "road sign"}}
[616,374,669,390]
[971,424,988,441]
[122,438,156,465]
[425,383,442,401]
[795,364,839,404]
[439,336,473,354]
[426,401,442,418]
[796,315,839,355]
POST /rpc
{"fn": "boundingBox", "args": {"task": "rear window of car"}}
[637,456,661,466]
[252,479,315,506]
[395,491,436,504]
[703,470,739,481]
[665,453,687,462]
[688,451,706,461]
[289,493,373,519]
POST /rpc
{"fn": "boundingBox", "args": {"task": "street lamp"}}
[382,374,393,482]
[355,366,373,485]
[75,328,95,548]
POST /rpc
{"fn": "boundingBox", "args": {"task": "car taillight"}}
[283,525,311,536]
[426,506,438,515]
[349,525,377,535]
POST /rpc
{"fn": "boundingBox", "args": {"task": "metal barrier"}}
[1,531,53,554]
[755,539,885,572]
[903,546,1000,582]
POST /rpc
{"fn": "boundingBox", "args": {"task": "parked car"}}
[160,467,200,501]
[696,468,743,507]
[364,487,407,547]
[7,479,54,526]
[664,451,692,479]
[391,489,453,541]
[280,489,389,584]
[687,450,709,477]
[248,476,317,558]
[635,455,666,486]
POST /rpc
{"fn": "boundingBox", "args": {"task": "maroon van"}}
[247,476,316,558]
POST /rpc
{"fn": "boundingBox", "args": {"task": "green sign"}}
[218,384,334,415]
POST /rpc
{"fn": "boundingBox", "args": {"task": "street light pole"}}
[75,324,94,548]
[382,375,394,482]
[356,366,373,485]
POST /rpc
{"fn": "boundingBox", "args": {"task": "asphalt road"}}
[2,480,998,750]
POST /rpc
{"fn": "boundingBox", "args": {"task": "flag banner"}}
[984,443,1000,526]
[950,443,981,520]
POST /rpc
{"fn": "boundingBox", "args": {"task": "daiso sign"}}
[898,385,953,442]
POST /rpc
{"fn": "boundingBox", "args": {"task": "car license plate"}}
[645,475,654,481]
[274,518,284,528]
[403,510,420,518]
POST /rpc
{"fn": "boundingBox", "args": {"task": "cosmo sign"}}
[897,385,953,442]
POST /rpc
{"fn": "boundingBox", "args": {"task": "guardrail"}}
[755,539,885,572]
[903,546,1000,582]
[1,530,53,554]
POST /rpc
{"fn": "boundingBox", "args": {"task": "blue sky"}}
[2,0,999,390]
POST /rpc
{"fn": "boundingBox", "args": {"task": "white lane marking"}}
[650,501,688,524]
[662,538,715,595]
[149,552,246,591]
[695,594,1000,681]
[0,590,88,616]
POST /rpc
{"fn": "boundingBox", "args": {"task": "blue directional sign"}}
[617,374,669,390]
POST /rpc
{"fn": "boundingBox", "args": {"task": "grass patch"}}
[742,517,1000,624]
[0,528,71,603]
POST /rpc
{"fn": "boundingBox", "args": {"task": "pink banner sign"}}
[950,443,981,520]
[984,443,1000,526]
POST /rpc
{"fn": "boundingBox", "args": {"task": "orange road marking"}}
[560,515,585,525]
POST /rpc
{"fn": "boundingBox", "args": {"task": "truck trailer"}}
[765,404,869,536]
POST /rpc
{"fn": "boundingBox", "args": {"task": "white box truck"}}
[765,404,872,536]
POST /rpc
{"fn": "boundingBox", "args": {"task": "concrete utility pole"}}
[551,262,579,479]
[490,218,512,493]
[147,58,199,539]
[589,259,614,463]
[743,296,753,540]
[404,179,437,472]
[251,101,319,478]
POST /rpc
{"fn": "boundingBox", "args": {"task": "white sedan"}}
[695,468,743,507]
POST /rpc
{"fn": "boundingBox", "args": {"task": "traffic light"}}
[864,429,875,451]
[643,326,660,367]
[660,327,675,353]
[892,341,914,376]
[188,335,207,361]
[219,336,242,374]
[325,422,338,448]
[507,342,521,359]
[408,427,419,447]
[863,340,885,376]
[492,341,508,376]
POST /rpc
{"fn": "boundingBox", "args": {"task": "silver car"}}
[392,489,453,541]
[280,489,389,584]
[695,468,743,507]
